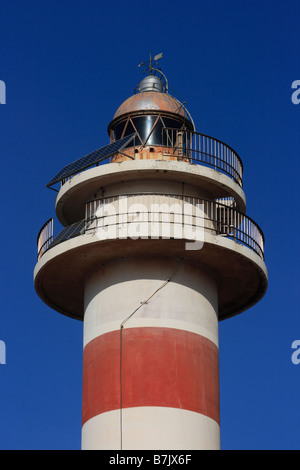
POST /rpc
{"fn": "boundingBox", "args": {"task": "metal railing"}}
[55,129,243,189]
[37,194,264,260]
[162,128,243,187]
[37,218,53,260]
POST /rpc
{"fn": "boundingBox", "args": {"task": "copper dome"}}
[107,74,195,138]
[113,91,189,121]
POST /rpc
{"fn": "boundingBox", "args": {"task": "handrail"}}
[37,218,53,260]
[55,129,243,189]
[162,128,243,187]
[37,194,264,260]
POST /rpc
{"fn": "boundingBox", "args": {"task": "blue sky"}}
[0,0,299,450]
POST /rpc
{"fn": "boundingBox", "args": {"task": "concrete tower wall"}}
[82,257,220,449]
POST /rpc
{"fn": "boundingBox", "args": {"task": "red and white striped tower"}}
[82,257,220,449]
[34,60,268,449]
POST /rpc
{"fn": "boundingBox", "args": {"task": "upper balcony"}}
[47,129,246,226]
[48,129,243,189]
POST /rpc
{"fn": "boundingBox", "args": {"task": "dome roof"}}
[113,91,191,122]
[108,73,195,133]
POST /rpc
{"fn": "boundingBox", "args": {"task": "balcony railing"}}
[161,128,243,187]
[37,218,53,260]
[37,194,264,261]
[50,129,244,190]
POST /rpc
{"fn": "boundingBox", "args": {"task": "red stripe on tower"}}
[82,327,219,426]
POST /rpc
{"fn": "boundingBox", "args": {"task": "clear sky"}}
[0,0,299,450]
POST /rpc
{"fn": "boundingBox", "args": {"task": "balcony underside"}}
[34,233,268,322]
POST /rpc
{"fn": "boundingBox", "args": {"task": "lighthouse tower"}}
[34,56,268,450]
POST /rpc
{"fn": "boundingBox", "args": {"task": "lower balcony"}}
[34,193,267,321]
[37,194,264,261]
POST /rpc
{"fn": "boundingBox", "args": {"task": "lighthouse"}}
[34,55,268,450]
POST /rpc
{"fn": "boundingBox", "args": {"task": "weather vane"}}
[137,51,168,93]
[138,51,163,75]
